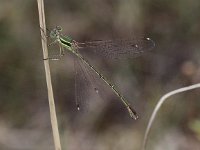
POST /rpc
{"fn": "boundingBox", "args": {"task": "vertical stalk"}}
[36,0,62,150]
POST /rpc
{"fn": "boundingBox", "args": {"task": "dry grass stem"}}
[142,83,200,150]
[37,0,62,150]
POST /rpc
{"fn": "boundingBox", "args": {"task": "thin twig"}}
[36,0,62,150]
[142,83,200,150]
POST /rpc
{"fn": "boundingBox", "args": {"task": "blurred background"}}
[0,0,200,149]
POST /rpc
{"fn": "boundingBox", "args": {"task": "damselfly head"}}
[56,26,62,31]
[50,26,62,39]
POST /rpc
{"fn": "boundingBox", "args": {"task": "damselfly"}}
[42,26,155,120]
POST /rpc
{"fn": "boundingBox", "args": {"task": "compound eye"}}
[56,26,62,31]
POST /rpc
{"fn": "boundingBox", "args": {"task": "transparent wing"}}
[77,37,155,59]
[74,55,112,113]
[74,57,92,112]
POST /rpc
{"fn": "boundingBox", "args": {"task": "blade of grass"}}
[142,83,200,150]
[37,0,62,150]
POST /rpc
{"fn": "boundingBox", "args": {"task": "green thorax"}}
[59,35,73,48]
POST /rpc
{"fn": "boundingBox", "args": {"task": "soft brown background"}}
[0,0,200,150]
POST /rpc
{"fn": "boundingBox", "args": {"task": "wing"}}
[77,37,155,59]
[74,57,92,112]
[74,55,112,114]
